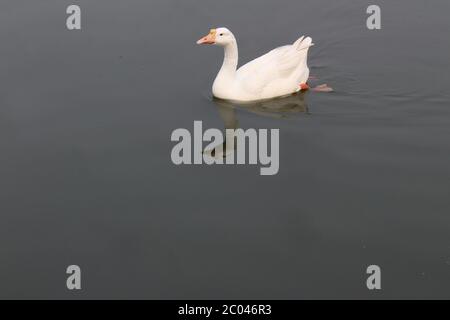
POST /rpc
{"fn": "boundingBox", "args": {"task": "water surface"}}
[0,0,449,299]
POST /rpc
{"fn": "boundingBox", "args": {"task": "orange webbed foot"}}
[311,84,334,92]
[300,83,310,90]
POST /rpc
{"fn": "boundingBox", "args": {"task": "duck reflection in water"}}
[203,91,309,160]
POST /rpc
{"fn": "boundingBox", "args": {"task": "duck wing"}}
[236,36,313,96]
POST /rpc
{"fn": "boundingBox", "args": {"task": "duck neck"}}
[218,41,238,78]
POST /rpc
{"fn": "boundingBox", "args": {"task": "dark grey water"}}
[1,0,449,299]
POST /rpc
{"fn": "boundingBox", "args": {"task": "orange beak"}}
[197,29,216,45]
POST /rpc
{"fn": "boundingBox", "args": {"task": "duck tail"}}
[294,36,314,51]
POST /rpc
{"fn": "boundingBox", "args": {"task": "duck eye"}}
[219,33,224,36]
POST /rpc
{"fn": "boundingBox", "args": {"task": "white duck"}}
[197,27,315,102]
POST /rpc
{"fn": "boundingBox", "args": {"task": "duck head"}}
[196,27,235,46]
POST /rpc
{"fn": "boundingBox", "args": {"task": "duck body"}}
[198,28,313,102]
